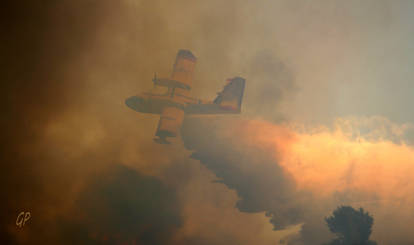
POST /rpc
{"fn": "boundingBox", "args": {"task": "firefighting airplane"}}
[125,49,245,144]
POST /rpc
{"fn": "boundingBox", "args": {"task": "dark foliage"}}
[324,206,377,245]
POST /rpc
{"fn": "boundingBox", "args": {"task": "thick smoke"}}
[182,116,414,245]
[1,1,293,243]
[242,50,296,121]
[182,117,305,230]
[1,1,119,243]
[1,0,195,243]
[27,164,182,244]
[3,0,414,245]
[58,164,182,245]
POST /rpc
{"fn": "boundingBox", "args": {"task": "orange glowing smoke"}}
[235,118,414,203]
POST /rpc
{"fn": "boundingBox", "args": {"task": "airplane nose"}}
[125,96,141,110]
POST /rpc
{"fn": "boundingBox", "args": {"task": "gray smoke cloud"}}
[3,0,414,244]
[181,116,334,245]
[182,117,305,230]
[182,116,414,245]
[30,164,182,244]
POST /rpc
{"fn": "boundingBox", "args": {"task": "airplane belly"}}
[155,106,184,138]
[125,95,185,115]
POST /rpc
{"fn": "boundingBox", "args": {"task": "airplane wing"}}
[170,49,197,90]
[185,77,245,114]
[125,49,197,115]
[154,106,185,144]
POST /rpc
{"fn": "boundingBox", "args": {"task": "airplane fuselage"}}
[125,91,201,115]
[125,49,245,144]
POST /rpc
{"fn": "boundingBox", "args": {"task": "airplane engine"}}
[155,106,184,140]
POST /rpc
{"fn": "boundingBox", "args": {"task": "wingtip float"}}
[125,49,245,144]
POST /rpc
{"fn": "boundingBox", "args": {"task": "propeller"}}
[152,72,157,87]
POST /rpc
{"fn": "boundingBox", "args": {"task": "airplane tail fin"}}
[213,77,245,112]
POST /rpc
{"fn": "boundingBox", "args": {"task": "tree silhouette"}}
[324,206,377,245]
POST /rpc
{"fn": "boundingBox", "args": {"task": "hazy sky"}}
[3,1,414,245]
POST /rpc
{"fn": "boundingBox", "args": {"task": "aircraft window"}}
[151,86,169,95]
